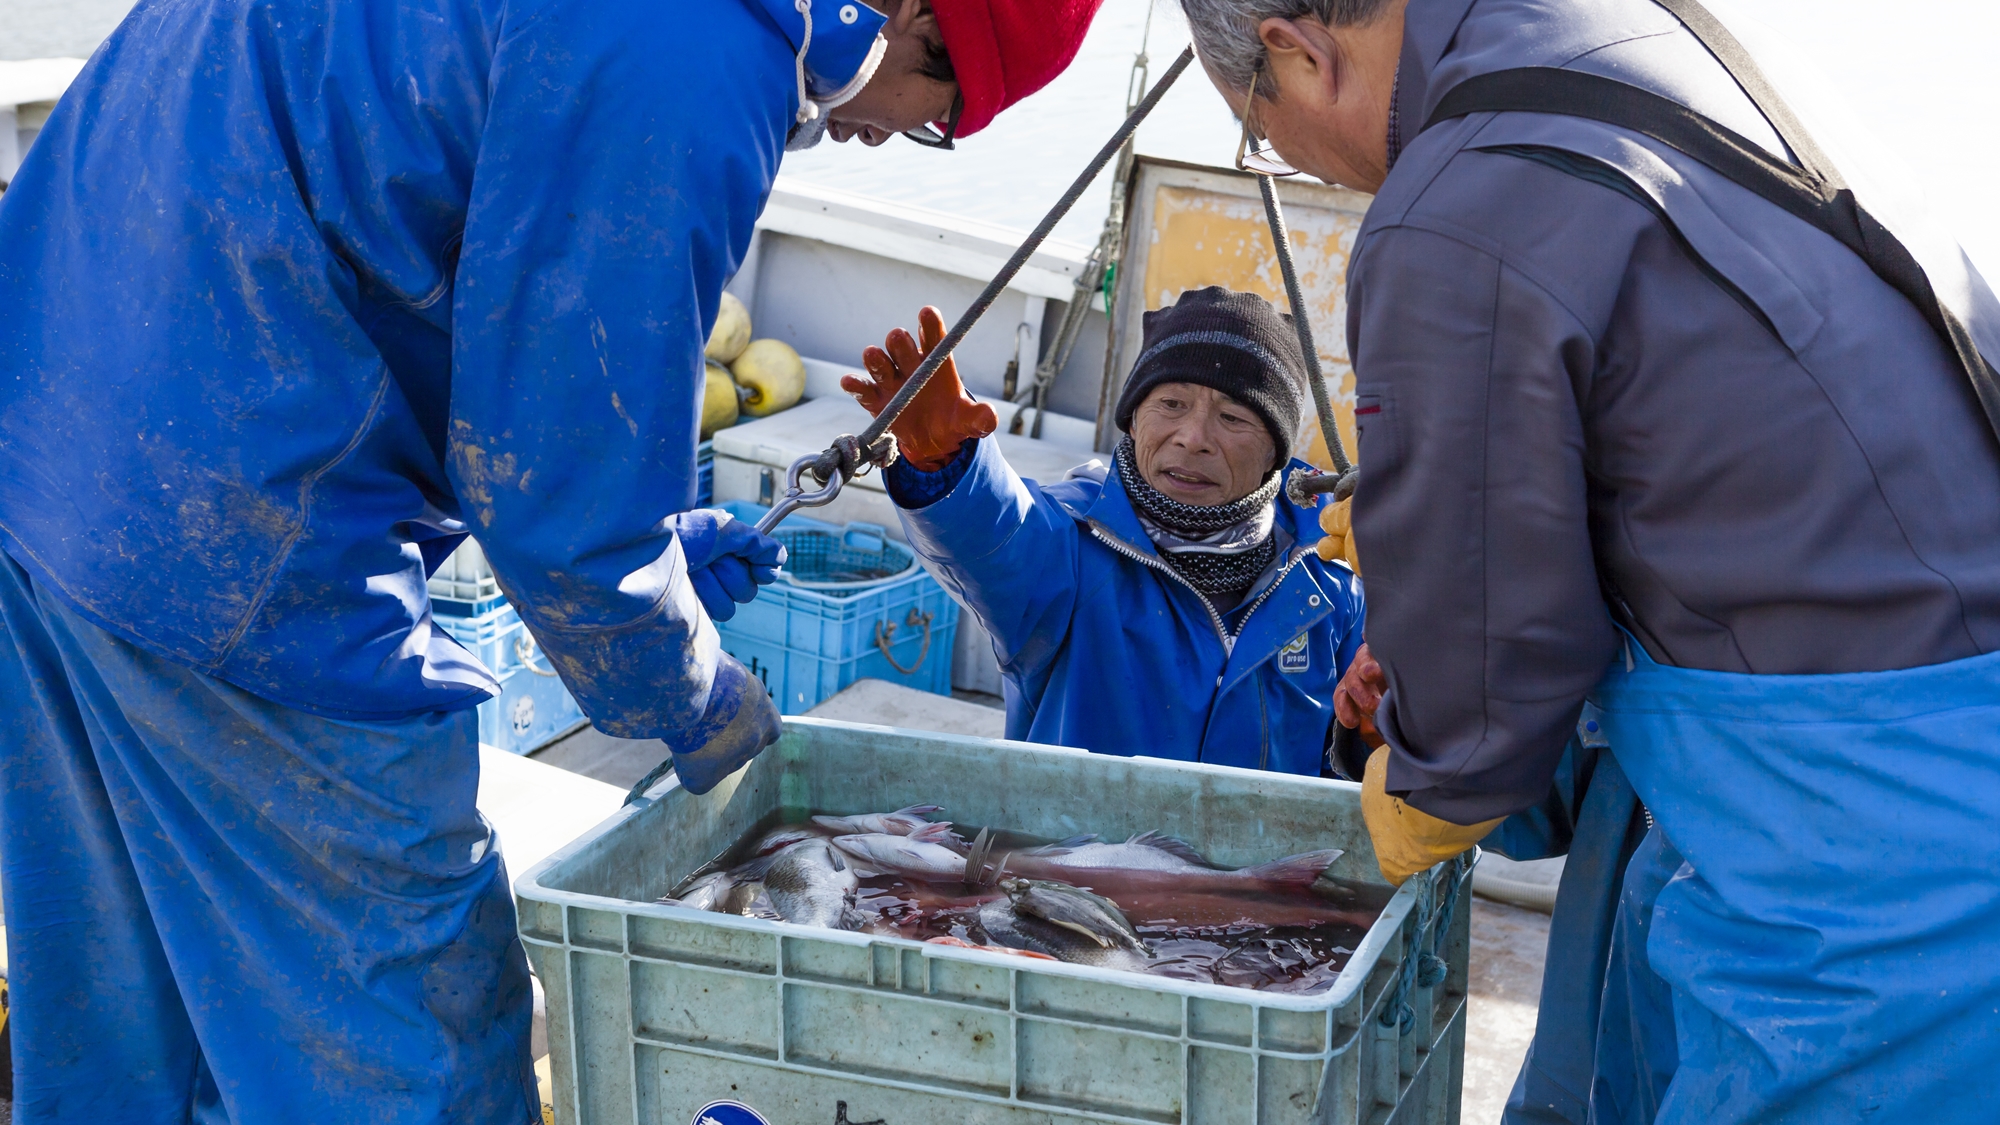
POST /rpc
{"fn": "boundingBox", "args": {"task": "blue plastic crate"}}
[436,603,588,754]
[477,661,587,755]
[696,439,715,507]
[715,500,959,714]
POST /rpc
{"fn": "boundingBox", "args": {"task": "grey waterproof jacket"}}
[1355,0,2000,823]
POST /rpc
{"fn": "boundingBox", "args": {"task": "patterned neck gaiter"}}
[1116,437,1281,604]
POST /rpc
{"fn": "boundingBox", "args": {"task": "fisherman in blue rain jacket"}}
[0,0,1103,1116]
[842,289,1365,773]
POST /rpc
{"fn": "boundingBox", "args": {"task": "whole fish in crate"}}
[976,878,1150,971]
[810,804,951,837]
[763,838,864,930]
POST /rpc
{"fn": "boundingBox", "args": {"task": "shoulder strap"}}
[1418,2,2000,448]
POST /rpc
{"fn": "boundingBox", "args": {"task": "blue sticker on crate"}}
[692,1101,770,1125]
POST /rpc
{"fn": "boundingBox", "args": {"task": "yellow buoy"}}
[704,292,752,365]
[731,338,806,417]
[701,361,739,437]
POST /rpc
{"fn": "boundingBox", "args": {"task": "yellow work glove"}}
[1316,497,1360,573]
[1361,747,1502,886]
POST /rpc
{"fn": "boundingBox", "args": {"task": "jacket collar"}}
[1397,0,1478,133]
[750,0,889,96]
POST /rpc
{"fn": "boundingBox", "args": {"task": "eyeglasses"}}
[1234,71,1299,177]
[904,90,964,150]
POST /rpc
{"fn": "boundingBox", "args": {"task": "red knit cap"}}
[932,0,1106,137]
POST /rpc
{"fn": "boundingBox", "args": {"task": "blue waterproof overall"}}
[1491,717,1678,1125]
[1591,637,2000,1124]
[0,555,535,1122]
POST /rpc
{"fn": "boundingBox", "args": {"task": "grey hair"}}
[1177,0,1394,93]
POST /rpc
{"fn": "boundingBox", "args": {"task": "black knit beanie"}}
[1114,287,1307,466]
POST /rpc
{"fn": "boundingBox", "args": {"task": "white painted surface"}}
[803,677,1006,739]
[475,744,623,878]
[0,57,80,180]
[0,57,81,109]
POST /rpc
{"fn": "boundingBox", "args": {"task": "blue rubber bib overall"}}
[1592,635,2000,1124]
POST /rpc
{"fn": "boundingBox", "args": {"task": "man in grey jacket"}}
[1178,0,2000,1122]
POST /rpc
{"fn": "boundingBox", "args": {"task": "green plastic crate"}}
[516,719,1472,1125]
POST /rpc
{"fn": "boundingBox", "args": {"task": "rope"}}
[793,0,816,125]
[1256,174,1354,484]
[1378,851,1471,1029]
[872,608,934,674]
[800,46,1198,490]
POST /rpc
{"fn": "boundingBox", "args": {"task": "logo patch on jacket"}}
[1278,633,1310,674]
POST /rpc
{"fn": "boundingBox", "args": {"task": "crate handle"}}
[514,632,561,677]
[843,523,889,554]
[873,608,934,674]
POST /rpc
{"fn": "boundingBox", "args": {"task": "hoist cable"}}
[1256,173,1355,492]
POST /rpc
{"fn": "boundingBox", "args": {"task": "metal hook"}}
[754,454,846,535]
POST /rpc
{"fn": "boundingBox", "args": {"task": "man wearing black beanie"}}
[839,290,1365,777]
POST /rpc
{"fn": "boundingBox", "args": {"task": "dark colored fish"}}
[976,878,1150,970]
[763,838,863,930]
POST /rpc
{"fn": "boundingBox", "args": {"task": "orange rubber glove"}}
[1361,747,1503,886]
[840,306,998,472]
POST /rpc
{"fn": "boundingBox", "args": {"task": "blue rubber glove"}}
[630,652,781,799]
[665,510,787,622]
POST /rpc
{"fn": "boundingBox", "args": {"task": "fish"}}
[925,935,1059,961]
[829,832,972,881]
[1113,889,1375,931]
[810,804,947,836]
[762,838,864,930]
[663,853,779,914]
[665,869,736,912]
[1038,831,1214,872]
[976,878,1150,970]
[747,825,825,857]
[997,847,1347,903]
[894,828,1345,903]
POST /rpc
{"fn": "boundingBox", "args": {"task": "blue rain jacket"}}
[891,439,1365,774]
[0,0,882,738]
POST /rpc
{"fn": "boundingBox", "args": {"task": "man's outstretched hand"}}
[840,306,998,471]
[1333,642,1387,748]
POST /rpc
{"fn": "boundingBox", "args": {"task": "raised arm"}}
[843,308,1084,682]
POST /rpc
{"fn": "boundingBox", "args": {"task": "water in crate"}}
[660,805,1393,994]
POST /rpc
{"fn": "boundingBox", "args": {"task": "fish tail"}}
[1239,849,1343,885]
